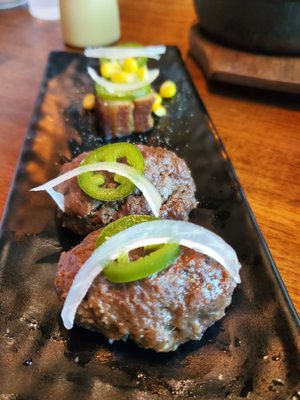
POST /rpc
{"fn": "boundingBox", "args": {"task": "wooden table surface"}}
[0,1,299,315]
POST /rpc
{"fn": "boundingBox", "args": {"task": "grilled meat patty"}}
[57,145,197,235]
[56,229,237,352]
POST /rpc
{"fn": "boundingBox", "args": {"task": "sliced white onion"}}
[30,162,162,217]
[84,46,166,60]
[61,220,241,329]
[87,66,159,94]
[46,188,65,212]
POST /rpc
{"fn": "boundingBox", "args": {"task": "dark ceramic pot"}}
[194,0,300,55]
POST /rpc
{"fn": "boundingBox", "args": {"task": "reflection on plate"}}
[0,49,299,399]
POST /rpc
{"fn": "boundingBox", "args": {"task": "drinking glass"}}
[59,0,120,48]
[0,0,26,9]
[27,0,60,20]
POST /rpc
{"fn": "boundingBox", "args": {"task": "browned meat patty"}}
[56,229,237,352]
[57,145,197,235]
[97,93,155,137]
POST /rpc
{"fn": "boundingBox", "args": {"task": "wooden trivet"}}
[189,24,300,94]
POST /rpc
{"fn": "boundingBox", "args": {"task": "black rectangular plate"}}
[0,48,299,400]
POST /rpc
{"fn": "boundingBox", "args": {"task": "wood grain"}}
[190,25,300,93]
[0,1,299,315]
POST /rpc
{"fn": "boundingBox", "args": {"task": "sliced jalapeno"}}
[103,243,180,283]
[95,82,152,101]
[96,215,155,247]
[77,143,144,201]
[95,215,181,283]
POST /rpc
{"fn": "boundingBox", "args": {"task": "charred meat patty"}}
[56,229,237,352]
[57,145,197,235]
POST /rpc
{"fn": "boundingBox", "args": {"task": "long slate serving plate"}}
[0,48,299,400]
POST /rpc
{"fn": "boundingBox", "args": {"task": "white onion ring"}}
[87,66,159,93]
[61,220,241,330]
[84,45,166,60]
[31,162,162,217]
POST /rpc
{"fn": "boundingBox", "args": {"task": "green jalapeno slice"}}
[77,143,144,201]
[103,243,180,283]
[96,215,155,247]
[95,82,152,101]
[95,215,181,283]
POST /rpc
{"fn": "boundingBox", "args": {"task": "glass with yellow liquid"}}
[59,0,120,48]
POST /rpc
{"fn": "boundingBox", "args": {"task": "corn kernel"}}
[82,93,96,110]
[123,58,138,73]
[152,103,167,117]
[110,71,132,83]
[137,66,149,81]
[100,62,121,79]
[153,92,162,107]
[159,80,177,98]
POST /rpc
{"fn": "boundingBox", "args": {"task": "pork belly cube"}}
[97,93,155,137]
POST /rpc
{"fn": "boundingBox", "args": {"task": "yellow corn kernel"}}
[159,80,177,98]
[153,92,163,107]
[82,93,96,110]
[137,66,149,81]
[110,71,132,83]
[123,58,138,73]
[100,62,121,79]
[152,103,167,117]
